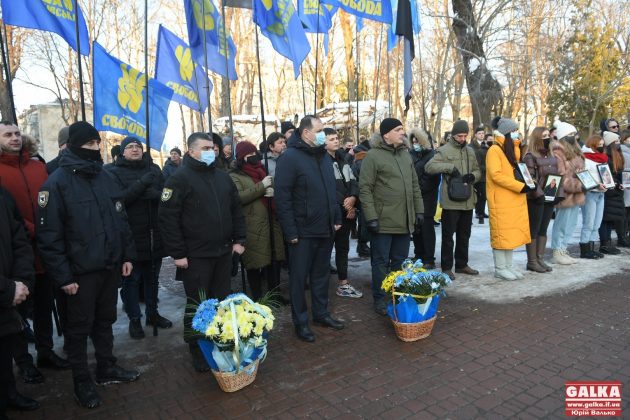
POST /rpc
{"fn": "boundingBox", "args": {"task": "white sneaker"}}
[562,249,578,264]
[336,283,363,298]
[552,249,572,265]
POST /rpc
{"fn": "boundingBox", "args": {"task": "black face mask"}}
[596,146,605,153]
[543,138,551,149]
[246,155,261,165]
[486,141,493,146]
[68,143,103,162]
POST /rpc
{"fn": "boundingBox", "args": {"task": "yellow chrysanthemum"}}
[239,322,253,338]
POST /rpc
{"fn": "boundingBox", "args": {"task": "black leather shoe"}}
[18,363,44,384]
[189,344,210,373]
[95,364,140,385]
[295,325,315,342]
[37,351,71,370]
[373,300,388,316]
[7,392,40,411]
[129,319,145,339]
[313,315,345,330]
[74,378,101,409]
[146,313,173,329]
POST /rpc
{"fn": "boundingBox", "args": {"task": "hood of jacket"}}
[408,127,432,149]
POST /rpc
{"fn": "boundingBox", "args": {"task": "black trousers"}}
[182,255,232,342]
[1,333,17,416]
[474,182,487,216]
[412,191,438,264]
[288,237,333,326]
[11,305,33,368]
[440,209,473,270]
[333,217,354,280]
[527,199,554,239]
[246,264,281,301]
[65,270,118,380]
[32,273,56,355]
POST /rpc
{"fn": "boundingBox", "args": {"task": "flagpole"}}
[355,23,359,143]
[0,23,17,123]
[219,1,234,138]
[417,33,427,130]
[201,0,213,131]
[300,65,306,115]
[313,0,320,114]
[386,51,391,117]
[372,24,384,130]
[73,0,86,121]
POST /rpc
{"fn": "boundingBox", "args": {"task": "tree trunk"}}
[451,0,503,127]
[340,11,356,102]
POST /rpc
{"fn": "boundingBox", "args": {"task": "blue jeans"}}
[370,233,411,302]
[121,259,162,320]
[551,206,581,250]
[580,192,605,242]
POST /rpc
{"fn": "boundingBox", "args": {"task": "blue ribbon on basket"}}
[198,339,266,373]
[388,294,441,323]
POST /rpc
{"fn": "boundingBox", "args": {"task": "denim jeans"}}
[121,259,162,320]
[370,233,411,302]
[551,206,581,250]
[580,192,605,243]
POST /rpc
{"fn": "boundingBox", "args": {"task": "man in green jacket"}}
[425,120,481,280]
[359,118,424,315]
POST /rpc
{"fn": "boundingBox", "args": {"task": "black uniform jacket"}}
[158,154,246,260]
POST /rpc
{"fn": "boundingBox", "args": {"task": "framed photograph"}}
[597,164,616,189]
[576,170,599,191]
[543,175,563,202]
[622,171,630,189]
[516,163,536,189]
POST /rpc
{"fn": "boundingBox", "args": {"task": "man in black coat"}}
[0,188,39,417]
[275,116,343,343]
[37,122,140,409]
[158,132,246,372]
[106,137,172,339]
[45,126,69,174]
[162,147,182,180]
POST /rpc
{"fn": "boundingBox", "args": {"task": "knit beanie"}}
[553,120,577,141]
[120,136,142,154]
[222,137,233,148]
[497,118,519,136]
[170,147,182,156]
[68,121,100,146]
[603,131,620,147]
[451,120,469,136]
[235,140,257,159]
[281,121,296,135]
[57,126,70,147]
[380,118,403,136]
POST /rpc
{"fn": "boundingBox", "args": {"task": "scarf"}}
[583,152,608,164]
[241,162,276,214]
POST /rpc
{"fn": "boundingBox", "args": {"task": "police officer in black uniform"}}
[158,132,246,372]
[106,136,172,339]
[37,122,140,409]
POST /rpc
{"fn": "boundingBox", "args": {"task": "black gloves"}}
[367,219,379,234]
[451,167,461,178]
[520,183,536,193]
[414,213,424,233]
[462,174,475,183]
[140,171,157,186]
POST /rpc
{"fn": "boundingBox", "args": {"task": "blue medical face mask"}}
[511,132,520,140]
[314,131,326,146]
[200,150,215,166]
[413,144,422,152]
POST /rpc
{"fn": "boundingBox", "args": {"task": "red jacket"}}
[0,151,48,273]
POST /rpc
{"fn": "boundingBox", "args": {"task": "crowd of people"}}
[1,113,629,415]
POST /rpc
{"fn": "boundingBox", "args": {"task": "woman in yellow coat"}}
[486,118,534,280]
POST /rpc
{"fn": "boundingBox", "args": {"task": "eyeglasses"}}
[609,125,619,129]
[125,144,143,150]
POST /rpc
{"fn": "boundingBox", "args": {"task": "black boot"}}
[600,240,621,255]
[146,313,173,329]
[246,269,263,301]
[590,241,604,258]
[128,318,145,339]
[7,391,40,411]
[579,243,598,259]
[73,378,101,409]
[95,364,140,385]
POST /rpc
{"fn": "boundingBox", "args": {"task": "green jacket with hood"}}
[359,134,423,234]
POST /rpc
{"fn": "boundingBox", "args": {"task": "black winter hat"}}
[120,136,142,154]
[57,126,70,147]
[281,121,296,135]
[68,121,100,147]
[380,118,403,136]
[451,120,469,136]
[170,147,182,156]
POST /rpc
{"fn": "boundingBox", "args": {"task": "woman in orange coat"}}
[486,118,534,280]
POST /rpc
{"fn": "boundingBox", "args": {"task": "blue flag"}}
[297,1,336,55]
[254,0,311,79]
[321,0,391,24]
[155,25,210,113]
[184,0,238,80]
[93,43,173,151]
[1,0,90,55]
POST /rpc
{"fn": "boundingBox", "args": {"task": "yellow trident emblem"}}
[41,0,74,11]
[175,46,194,82]
[193,0,215,31]
[117,64,145,114]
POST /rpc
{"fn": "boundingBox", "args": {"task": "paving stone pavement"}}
[9,254,630,419]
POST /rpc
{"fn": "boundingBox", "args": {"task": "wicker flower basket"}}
[212,359,260,392]
[390,293,437,342]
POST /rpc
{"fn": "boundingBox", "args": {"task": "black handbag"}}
[447,149,472,202]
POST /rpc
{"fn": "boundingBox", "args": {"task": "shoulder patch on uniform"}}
[161,188,173,202]
[38,191,49,208]
[115,201,123,212]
